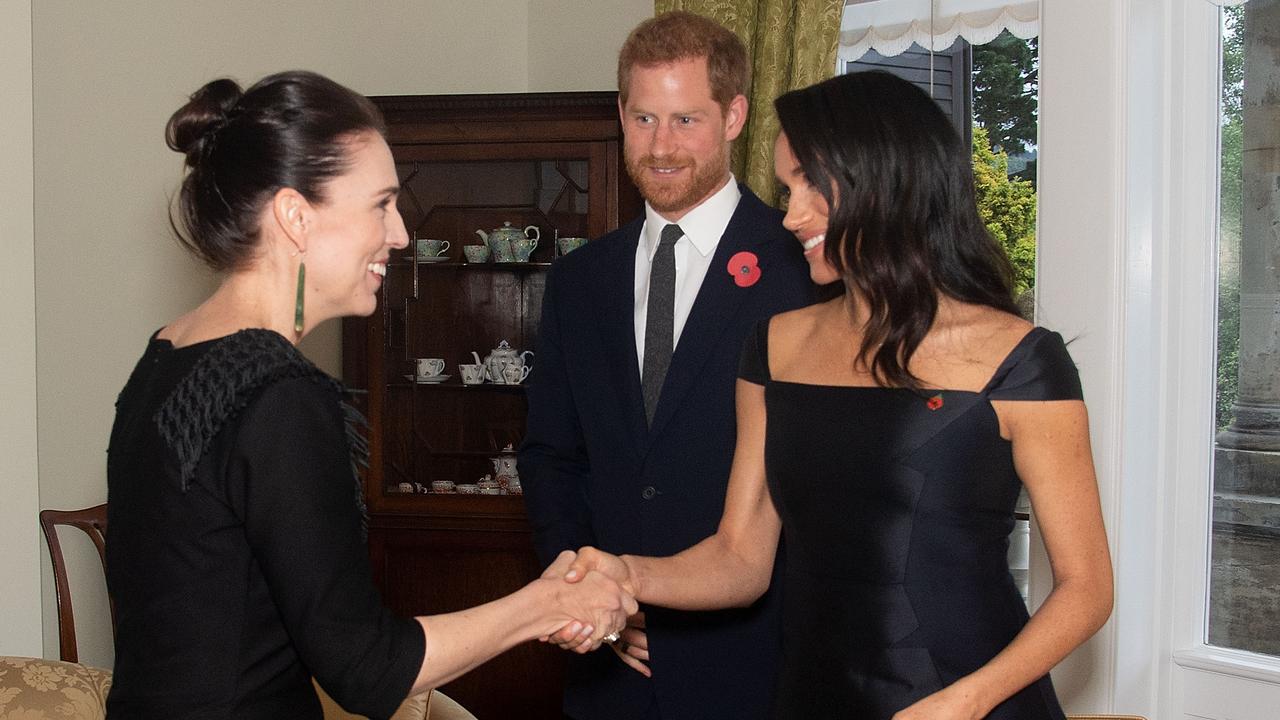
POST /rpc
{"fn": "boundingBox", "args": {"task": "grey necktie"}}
[642,223,682,425]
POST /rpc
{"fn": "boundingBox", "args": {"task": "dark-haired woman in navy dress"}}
[555,70,1113,720]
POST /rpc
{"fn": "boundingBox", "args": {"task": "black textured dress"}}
[739,322,1081,720]
[105,330,424,720]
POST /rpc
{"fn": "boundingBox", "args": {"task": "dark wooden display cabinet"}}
[342,92,641,720]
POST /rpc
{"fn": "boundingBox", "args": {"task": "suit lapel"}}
[590,224,649,458]
[647,191,768,441]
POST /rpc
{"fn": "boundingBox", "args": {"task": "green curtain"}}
[654,0,844,206]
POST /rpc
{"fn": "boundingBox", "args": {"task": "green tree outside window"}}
[972,126,1037,299]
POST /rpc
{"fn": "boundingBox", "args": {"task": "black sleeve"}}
[737,318,772,386]
[231,378,424,718]
[986,329,1084,401]
[518,263,597,567]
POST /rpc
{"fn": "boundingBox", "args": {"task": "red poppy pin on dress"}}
[728,251,761,287]
[927,394,944,410]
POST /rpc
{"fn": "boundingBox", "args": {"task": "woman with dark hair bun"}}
[105,70,635,720]
[557,71,1112,719]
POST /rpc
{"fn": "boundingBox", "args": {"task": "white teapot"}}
[482,340,533,383]
[491,452,518,478]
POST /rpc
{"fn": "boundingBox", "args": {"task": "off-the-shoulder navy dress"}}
[739,322,1080,720]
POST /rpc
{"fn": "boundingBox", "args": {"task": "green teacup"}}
[557,237,588,256]
[416,238,450,259]
[463,245,490,263]
[512,236,539,263]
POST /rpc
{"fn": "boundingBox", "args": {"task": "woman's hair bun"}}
[165,78,243,164]
[167,70,384,272]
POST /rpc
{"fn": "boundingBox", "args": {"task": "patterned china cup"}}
[459,363,486,385]
[463,245,490,263]
[501,364,531,384]
[415,358,446,378]
[511,235,538,262]
[557,237,588,256]
[416,238,450,258]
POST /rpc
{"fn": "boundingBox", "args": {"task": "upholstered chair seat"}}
[313,680,477,720]
[0,656,112,720]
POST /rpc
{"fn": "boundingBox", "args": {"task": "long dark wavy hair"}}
[774,70,1019,390]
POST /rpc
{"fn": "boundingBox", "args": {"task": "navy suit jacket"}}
[520,186,814,720]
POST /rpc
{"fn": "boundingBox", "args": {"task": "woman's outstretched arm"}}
[563,378,783,610]
[408,551,636,693]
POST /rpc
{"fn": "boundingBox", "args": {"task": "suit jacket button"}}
[641,486,657,500]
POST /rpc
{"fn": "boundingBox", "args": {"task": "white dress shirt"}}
[634,177,742,376]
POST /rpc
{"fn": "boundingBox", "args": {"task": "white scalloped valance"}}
[838,0,1040,61]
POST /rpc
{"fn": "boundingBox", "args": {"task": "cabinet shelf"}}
[411,449,521,459]
[393,260,553,270]
[389,379,527,392]
[394,490,524,499]
[370,492,529,523]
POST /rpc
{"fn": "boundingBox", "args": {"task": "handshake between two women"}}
[540,548,655,678]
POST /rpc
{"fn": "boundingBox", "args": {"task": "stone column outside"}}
[1211,0,1280,656]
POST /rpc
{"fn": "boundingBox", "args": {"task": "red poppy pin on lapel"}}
[927,394,944,410]
[728,251,761,287]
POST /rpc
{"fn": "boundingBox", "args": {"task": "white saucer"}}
[404,374,451,384]
[415,255,451,263]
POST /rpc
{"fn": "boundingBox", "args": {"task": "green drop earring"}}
[294,257,306,334]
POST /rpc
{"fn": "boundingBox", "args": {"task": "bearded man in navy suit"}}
[520,11,813,720]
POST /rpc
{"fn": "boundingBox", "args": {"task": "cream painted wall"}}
[527,0,652,92]
[27,0,650,668]
[0,0,43,658]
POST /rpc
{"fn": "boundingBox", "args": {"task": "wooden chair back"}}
[38,503,113,663]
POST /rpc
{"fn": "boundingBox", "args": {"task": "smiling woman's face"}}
[302,132,408,326]
[775,132,839,286]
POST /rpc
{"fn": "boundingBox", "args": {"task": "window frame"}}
[1172,0,1280,681]
[1164,0,1280,691]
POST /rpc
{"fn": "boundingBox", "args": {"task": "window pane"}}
[1209,0,1280,658]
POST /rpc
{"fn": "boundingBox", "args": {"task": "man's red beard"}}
[625,143,730,215]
